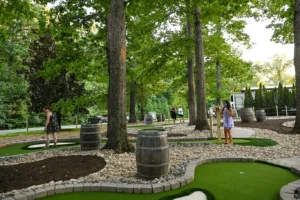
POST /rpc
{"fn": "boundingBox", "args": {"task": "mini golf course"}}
[0,138,277,157]
[36,161,299,200]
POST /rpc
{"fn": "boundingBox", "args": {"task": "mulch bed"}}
[0,155,106,193]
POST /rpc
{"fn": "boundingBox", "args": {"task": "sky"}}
[241,19,295,75]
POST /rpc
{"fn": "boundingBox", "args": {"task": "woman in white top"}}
[178,106,185,123]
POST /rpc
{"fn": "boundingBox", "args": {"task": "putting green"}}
[38,162,299,200]
[0,138,276,157]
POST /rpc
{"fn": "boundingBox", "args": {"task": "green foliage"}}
[144,95,170,116]
[255,83,264,109]
[244,87,254,108]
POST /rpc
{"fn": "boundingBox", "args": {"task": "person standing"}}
[222,100,234,145]
[43,106,59,148]
[178,106,185,123]
[170,105,177,124]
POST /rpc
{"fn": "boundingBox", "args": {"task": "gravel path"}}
[1,123,300,197]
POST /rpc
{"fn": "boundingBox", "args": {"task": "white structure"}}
[230,85,293,111]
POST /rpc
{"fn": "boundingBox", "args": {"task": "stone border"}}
[280,168,300,200]
[1,157,299,200]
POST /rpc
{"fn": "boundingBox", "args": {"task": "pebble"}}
[1,123,300,197]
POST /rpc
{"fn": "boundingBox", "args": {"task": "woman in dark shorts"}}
[170,105,177,124]
[43,106,59,148]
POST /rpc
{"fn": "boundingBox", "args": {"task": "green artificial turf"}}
[0,138,277,157]
[0,129,80,138]
[0,143,79,157]
[38,162,299,200]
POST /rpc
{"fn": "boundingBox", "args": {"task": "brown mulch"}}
[234,119,293,134]
[0,155,106,193]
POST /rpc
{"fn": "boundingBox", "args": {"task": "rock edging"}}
[2,157,300,200]
[280,168,300,200]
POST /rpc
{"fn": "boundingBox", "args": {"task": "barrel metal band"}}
[136,145,169,150]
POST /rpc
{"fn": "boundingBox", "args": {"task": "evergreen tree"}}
[278,83,284,108]
[244,87,254,108]
[283,87,290,107]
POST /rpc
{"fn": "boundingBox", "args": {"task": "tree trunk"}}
[292,0,300,133]
[216,59,222,105]
[140,104,145,121]
[103,0,134,153]
[129,81,137,123]
[56,110,62,130]
[185,0,196,126]
[194,7,209,131]
[105,15,111,138]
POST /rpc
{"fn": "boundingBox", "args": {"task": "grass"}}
[38,162,299,200]
[0,138,277,157]
[0,129,80,138]
[0,142,80,157]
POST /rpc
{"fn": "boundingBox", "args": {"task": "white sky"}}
[242,19,295,75]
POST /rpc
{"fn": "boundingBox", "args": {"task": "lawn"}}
[37,162,299,200]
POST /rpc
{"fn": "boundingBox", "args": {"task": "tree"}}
[103,0,134,153]
[244,87,254,108]
[23,34,84,129]
[185,0,196,125]
[263,54,294,85]
[194,7,209,130]
[255,83,263,109]
[294,0,300,132]
[259,0,300,132]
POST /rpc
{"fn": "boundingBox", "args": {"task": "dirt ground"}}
[0,119,296,193]
[0,155,106,193]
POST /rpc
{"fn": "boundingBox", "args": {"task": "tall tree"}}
[185,0,197,125]
[259,0,300,132]
[103,0,134,153]
[128,62,137,123]
[194,7,209,130]
[294,0,300,132]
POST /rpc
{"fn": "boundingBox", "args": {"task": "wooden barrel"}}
[157,114,162,122]
[136,130,169,178]
[144,114,153,125]
[240,108,254,123]
[80,124,101,150]
[255,109,266,122]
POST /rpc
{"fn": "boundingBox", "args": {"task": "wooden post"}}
[276,105,278,116]
[216,107,221,144]
[285,105,288,116]
[26,117,29,132]
[209,117,213,138]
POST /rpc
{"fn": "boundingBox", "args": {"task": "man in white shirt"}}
[178,106,185,123]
